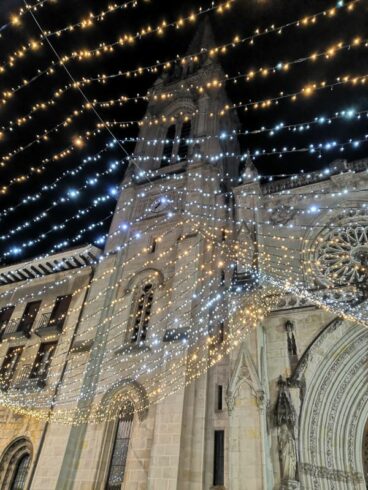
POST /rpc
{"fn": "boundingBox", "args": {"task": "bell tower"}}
[58,18,243,489]
[107,16,240,251]
[49,18,243,490]
[128,16,239,176]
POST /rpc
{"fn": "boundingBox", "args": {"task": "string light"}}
[2,67,367,195]
[0,112,364,222]
[1,0,138,37]
[1,35,366,169]
[1,168,367,299]
[0,214,366,418]
[0,0,357,109]
[1,137,367,252]
[0,0,366,425]
[0,233,366,422]
[0,0,233,100]
[0,0,233,75]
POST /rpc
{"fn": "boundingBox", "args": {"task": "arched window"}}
[161,125,176,167]
[130,283,154,344]
[10,453,30,490]
[178,120,191,161]
[106,406,134,490]
[0,438,32,489]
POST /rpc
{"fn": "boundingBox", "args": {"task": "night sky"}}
[0,0,367,264]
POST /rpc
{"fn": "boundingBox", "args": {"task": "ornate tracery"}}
[306,210,368,288]
[316,224,368,285]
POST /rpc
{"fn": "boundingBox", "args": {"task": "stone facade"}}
[0,20,367,490]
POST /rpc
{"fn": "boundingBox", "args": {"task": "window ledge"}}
[13,378,46,390]
[70,338,94,353]
[1,330,31,341]
[115,344,151,356]
[163,328,189,342]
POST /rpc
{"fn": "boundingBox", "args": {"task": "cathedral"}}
[0,19,367,490]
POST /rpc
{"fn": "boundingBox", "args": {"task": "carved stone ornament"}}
[268,203,297,226]
[273,376,296,430]
[146,195,170,214]
[308,209,368,287]
[300,463,363,484]
[226,342,266,412]
[274,294,312,311]
[281,480,300,490]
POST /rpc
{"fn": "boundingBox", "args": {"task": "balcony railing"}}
[0,318,32,340]
[35,312,66,336]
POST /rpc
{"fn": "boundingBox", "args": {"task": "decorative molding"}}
[226,341,265,412]
[272,295,314,312]
[99,379,149,422]
[268,203,297,226]
[124,267,164,294]
[288,317,343,386]
[300,463,363,484]
[260,158,368,195]
[280,480,300,490]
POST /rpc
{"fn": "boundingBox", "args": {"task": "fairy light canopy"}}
[0,0,365,262]
[0,0,366,424]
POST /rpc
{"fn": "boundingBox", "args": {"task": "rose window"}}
[315,224,368,286]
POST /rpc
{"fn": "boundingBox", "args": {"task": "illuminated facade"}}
[0,20,367,490]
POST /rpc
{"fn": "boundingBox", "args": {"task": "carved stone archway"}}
[98,378,149,422]
[296,319,368,489]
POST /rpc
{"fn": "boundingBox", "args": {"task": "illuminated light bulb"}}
[304,85,314,96]
[10,15,21,26]
[73,136,84,148]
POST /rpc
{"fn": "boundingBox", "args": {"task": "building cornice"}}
[260,158,368,195]
[0,244,101,285]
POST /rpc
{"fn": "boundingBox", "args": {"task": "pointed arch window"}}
[161,125,176,167]
[0,438,32,489]
[106,406,134,490]
[161,120,192,167]
[10,454,30,490]
[130,283,154,344]
[178,120,191,161]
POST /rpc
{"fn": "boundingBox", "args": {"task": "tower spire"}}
[186,15,216,56]
[160,15,218,84]
[242,151,258,183]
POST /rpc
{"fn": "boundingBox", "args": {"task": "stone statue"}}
[274,376,300,489]
[278,424,297,483]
